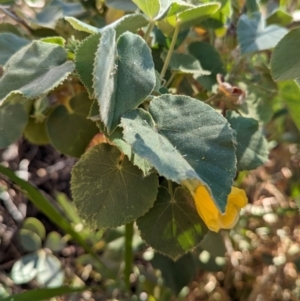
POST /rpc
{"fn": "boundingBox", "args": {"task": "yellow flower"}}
[193,185,248,232]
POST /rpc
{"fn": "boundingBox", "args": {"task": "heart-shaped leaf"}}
[93,28,155,133]
[237,12,288,54]
[121,94,236,212]
[71,143,158,228]
[0,41,74,104]
[138,186,207,260]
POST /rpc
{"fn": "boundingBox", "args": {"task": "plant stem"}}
[168,180,174,199]
[144,20,155,44]
[160,23,181,80]
[124,221,134,291]
[165,71,176,88]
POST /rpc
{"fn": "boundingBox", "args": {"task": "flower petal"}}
[194,185,220,232]
[228,187,248,208]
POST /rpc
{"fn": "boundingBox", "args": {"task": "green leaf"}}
[0,103,28,149]
[157,2,220,35]
[0,33,29,66]
[40,36,66,47]
[121,94,236,212]
[106,0,138,11]
[137,186,207,260]
[161,51,210,75]
[103,14,148,36]
[237,12,288,54]
[109,128,152,175]
[45,232,66,252]
[245,0,259,14]
[75,33,101,97]
[151,252,197,294]
[24,118,50,145]
[71,143,158,228]
[189,41,225,90]
[65,17,99,34]
[277,81,300,131]
[270,27,300,81]
[0,41,75,104]
[175,3,221,31]
[46,92,99,157]
[1,286,87,301]
[66,14,148,36]
[22,217,46,240]
[266,9,292,27]
[19,229,42,252]
[93,29,155,133]
[11,253,39,285]
[132,0,160,19]
[226,111,269,171]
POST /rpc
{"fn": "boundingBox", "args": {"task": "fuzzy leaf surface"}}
[71,144,158,228]
[121,94,236,212]
[0,41,74,104]
[75,34,101,97]
[93,29,155,133]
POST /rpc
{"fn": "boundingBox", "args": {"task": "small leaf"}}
[0,33,29,66]
[40,36,66,47]
[46,92,99,157]
[45,232,66,252]
[151,252,197,294]
[226,111,269,171]
[36,250,64,288]
[121,94,236,212]
[24,118,50,145]
[93,29,155,133]
[19,229,42,252]
[138,186,207,260]
[11,253,39,284]
[75,33,101,97]
[0,41,75,104]
[161,51,210,75]
[270,27,300,81]
[132,0,160,19]
[22,217,46,240]
[157,2,220,35]
[71,143,158,228]
[0,23,22,35]
[0,103,28,149]
[237,12,288,54]
[189,41,225,90]
[266,9,292,27]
